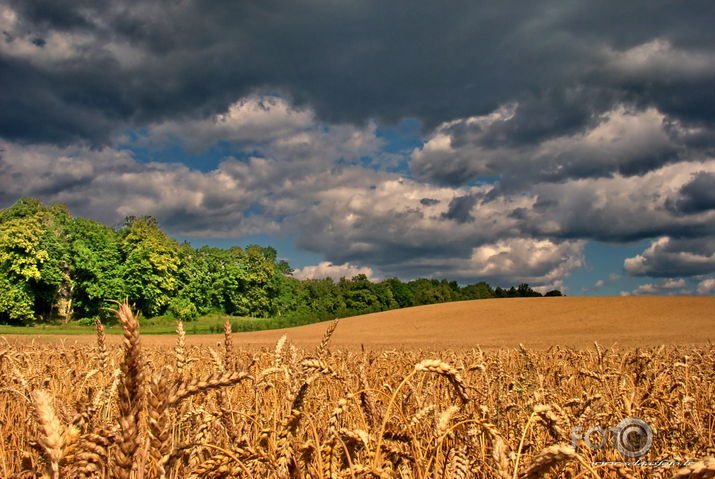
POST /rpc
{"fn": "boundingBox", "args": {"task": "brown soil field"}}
[8,296,714,349]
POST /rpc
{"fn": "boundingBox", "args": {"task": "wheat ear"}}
[223,319,233,368]
[32,389,65,479]
[492,436,512,479]
[316,319,339,357]
[148,368,172,479]
[446,446,470,479]
[111,300,145,479]
[273,334,288,367]
[518,444,576,479]
[175,320,186,375]
[669,457,715,479]
[169,371,251,406]
[415,359,470,403]
[95,318,109,371]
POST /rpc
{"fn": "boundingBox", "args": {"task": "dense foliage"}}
[0,198,559,325]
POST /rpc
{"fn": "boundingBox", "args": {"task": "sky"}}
[1,1,714,296]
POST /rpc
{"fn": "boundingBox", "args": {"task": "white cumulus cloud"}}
[292,262,379,282]
[696,278,715,295]
[621,278,687,296]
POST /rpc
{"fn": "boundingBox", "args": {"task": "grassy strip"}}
[0,313,326,335]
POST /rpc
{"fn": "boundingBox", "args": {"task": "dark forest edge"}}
[0,198,562,330]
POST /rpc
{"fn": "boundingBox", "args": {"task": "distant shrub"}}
[77,316,97,326]
[169,297,199,322]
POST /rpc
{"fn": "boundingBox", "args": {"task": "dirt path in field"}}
[6,296,714,350]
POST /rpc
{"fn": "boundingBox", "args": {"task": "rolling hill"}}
[222,296,715,349]
[12,296,713,349]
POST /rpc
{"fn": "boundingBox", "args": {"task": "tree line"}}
[0,198,561,325]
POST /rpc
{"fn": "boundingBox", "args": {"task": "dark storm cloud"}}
[290,204,477,268]
[412,104,693,189]
[442,195,478,224]
[446,88,618,150]
[7,0,96,31]
[2,0,714,147]
[479,161,715,246]
[624,237,715,277]
[669,171,715,214]
[3,0,715,288]
[0,56,123,145]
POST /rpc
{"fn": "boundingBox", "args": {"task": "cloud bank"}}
[2,0,714,291]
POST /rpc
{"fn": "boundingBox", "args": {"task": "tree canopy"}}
[0,198,561,325]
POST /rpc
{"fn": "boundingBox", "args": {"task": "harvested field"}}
[7,296,714,349]
[225,296,715,349]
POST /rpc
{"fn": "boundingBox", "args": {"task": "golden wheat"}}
[1,303,713,478]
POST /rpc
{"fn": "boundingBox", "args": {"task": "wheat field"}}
[1,301,714,478]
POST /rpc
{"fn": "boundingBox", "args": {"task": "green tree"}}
[384,277,415,308]
[176,244,224,315]
[372,280,399,311]
[297,278,345,320]
[0,275,35,324]
[168,296,199,322]
[341,274,384,315]
[271,275,302,317]
[462,281,495,299]
[68,217,126,319]
[2,197,551,326]
[0,198,73,322]
[409,279,448,305]
[220,245,281,317]
[119,217,180,316]
[516,283,542,297]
